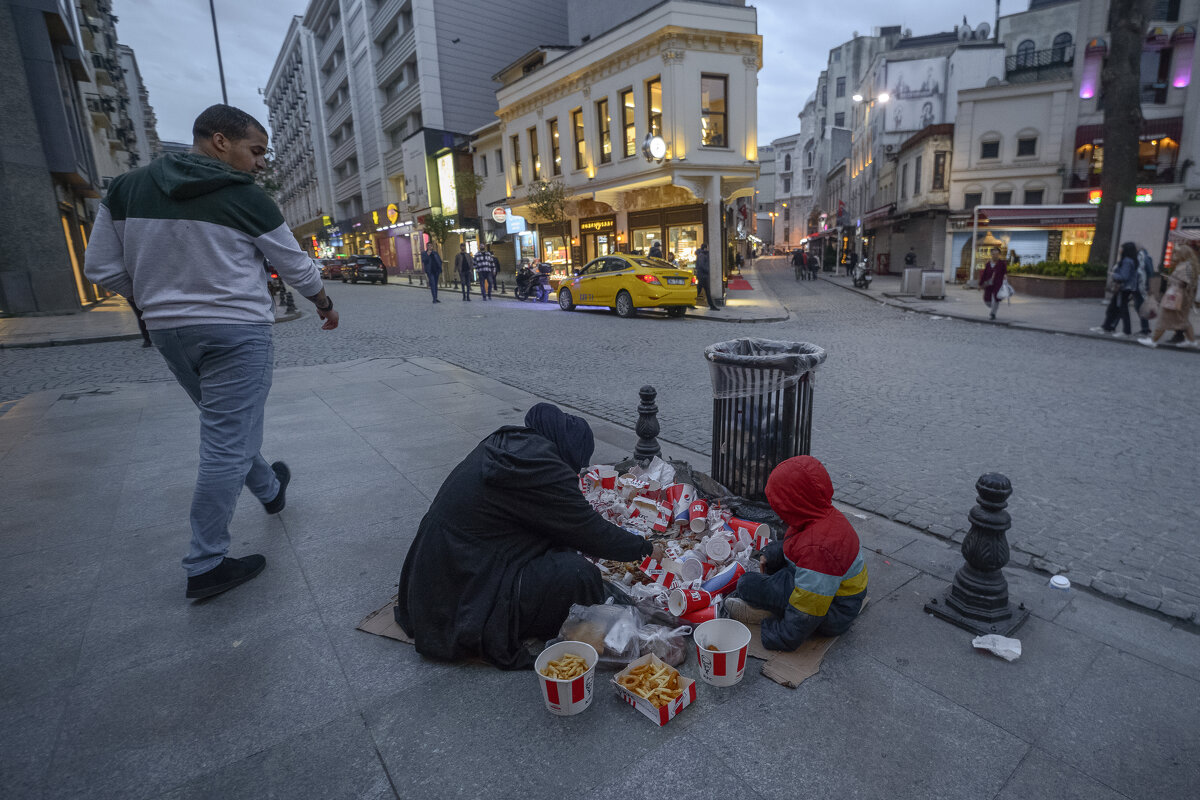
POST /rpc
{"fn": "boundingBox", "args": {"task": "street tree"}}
[256,148,281,202]
[454,171,486,202]
[423,211,455,251]
[1089,0,1154,268]
[527,179,571,266]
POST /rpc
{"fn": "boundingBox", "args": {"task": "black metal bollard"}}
[407,274,413,285]
[634,386,662,466]
[284,292,296,314]
[925,473,1029,636]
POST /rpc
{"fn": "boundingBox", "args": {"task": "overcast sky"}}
[115,0,1025,147]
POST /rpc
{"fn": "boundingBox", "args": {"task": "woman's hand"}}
[650,542,665,562]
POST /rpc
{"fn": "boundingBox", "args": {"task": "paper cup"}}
[668,588,714,616]
[534,641,599,715]
[704,535,732,563]
[688,499,709,533]
[693,619,751,687]
[680,604,719,625]
[728,518,770,549]
[677,551,707,583]
[598,469,618,490]
[637,480,663,502]
[663,484,697,523]
[700,561,746,597]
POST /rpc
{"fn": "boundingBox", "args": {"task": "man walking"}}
[423,244,443,303]
[696,242,718,310]
[455,243,474,301]
[791,248,806,280]
[83,104,340,600]
[474,243,497,300]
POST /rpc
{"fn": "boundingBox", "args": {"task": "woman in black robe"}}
[395,403,662,670]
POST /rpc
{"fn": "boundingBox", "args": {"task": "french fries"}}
[541,652,589,680]
[617,661,684,709]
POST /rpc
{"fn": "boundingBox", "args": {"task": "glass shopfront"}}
[627,205,706,268]
[538,222,571,267]
[580,215,617,262]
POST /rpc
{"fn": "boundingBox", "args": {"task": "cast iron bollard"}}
[924,473,1029,636]
[284,291,296,314]
[633,386,661,466]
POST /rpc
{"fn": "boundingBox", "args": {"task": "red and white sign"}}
[492,207,508,224]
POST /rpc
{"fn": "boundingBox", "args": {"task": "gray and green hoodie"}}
[84,153,323,329]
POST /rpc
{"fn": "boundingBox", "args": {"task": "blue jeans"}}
[149,325,280,576]
[426,271,439,301]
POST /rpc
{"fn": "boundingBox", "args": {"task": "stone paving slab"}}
[2,355,1198,798]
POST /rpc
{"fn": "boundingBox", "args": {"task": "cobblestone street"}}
[3,256,1198,621]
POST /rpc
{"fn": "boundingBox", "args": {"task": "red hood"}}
[765,456,834,528]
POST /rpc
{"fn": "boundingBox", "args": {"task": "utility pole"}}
[209,0,228,104]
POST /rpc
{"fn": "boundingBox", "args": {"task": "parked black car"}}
[341,256,388,284]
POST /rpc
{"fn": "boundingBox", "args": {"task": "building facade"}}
[1,0,153,314]
[481,0,761,301]
[754,142,774,247]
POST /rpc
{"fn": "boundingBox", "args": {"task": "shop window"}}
[993,190,1013,205]
[1017,136,1037,157]
[701,74,727,147]
[913,155,922,195]
[933,151,947,190]
[1024,188,1044,205]
[511,134,522,185]
[1139,135,1179,183]
[596,98,611,164]
[1141,47,1172,103]
[528,127,541,181]
[836,77,845,97]
[646,78,662,138]
[964,192,982,210]
[549,118,561,175]
[834,112,845,127]
[620,89,636,157]
[572,108,585,170]
[980,139,1000,159]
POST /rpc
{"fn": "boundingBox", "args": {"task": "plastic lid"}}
[1050,575,1071,590]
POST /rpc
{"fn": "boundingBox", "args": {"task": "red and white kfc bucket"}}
[534,641,599,716]
[693,619,751,687]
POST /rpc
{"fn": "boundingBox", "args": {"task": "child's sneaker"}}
[724,597,773,625]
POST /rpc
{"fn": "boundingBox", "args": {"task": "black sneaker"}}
[186,555,266,599]
[262,461,290,514]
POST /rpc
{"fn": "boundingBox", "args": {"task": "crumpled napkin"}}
[971,634,1022,662]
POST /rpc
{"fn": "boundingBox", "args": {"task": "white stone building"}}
[481,0,762,302]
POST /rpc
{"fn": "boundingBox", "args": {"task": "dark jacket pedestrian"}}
[424,247,443,302]
[726,456,867,651]
[696,243,717,309]
[454,245,474,300]
[395,404,656,669]
[1100,242,1139,336]
[649,241,664,259]
[979,247,1007,319]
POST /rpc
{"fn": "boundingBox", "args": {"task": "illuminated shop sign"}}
[1088,187,1154,204]
[436,153,458,216]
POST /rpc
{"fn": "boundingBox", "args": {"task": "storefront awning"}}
[862,203,896,225]
[1074,117,1183,148]
[974,205,1098,227]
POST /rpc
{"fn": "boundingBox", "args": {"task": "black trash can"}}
[704,338,826,500]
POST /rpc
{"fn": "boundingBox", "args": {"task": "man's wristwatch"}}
[316,297,333,312]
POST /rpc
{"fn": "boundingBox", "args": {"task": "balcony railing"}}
[326,98,352,133]
[1069,165,1177,188]
[334,171,360,201]
[371,0,404,41]
[1005,45,1075,80]
[329,135,357,168]
[321,59,347,102]
[379,81,420,130]
[375,31,416,87]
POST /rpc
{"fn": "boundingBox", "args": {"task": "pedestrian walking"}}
[808,250,819,281]
[649,241,664,259]
[904,246,917,267]
[792,248,806,280]
[424,245,443,303]
[455,243,474,301]
[474,244,497,300]
[979,246,1008,320]
[1134,246,1157,336]
[1093,242,1139,337]
[696,242,718,309]
[1140,242,1198,348]
[83,104,340,600]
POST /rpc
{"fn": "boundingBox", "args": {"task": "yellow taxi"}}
[556,253,697,318]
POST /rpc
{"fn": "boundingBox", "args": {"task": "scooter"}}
[852,257,873,289]
[515,263,550,301]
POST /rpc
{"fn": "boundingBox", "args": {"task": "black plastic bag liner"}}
[704,338,826,400]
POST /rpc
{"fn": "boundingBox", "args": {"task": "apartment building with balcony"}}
[481,0,761,302]
[1,0,151,314]
[266,16,335,252]
[289,0,568,266]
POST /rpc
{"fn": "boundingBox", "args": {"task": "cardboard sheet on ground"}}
[357,596,415,644]
[745,597,870,689]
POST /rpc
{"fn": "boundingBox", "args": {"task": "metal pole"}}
[209,0,228,105]
[970,206,979,285]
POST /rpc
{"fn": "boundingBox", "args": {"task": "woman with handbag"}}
[1140,242,1198,348]
[979,246,1008,320]
[1094,242,1139,337]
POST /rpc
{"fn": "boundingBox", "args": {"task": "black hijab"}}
[524,403,594,474]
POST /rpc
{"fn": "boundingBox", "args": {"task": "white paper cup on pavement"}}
[676,551,707,583]
[704,535,732,563]
[693,619,751,687]
[534,641,599,716]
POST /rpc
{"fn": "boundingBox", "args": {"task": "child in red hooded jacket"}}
[725,456,868,650]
